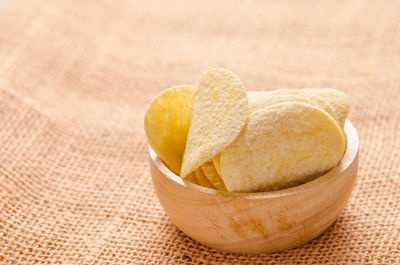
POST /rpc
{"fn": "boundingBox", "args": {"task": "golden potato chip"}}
[180,68,248,178]
[219,102,346,192]
[201,162,227,191]
[144,85,195,175]
[304,88,349,128]
[212,154,221,176]
[184,172,199,185]
[194,168,215,189]
[248,90,339,124]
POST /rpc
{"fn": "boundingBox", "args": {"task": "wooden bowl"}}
[149,120,359,254]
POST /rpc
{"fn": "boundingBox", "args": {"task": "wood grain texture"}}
[150,120,359,254]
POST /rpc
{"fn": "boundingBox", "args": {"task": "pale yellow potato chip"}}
[144,85,195,175]
[249,88,350,128]
[248,90,339,124]
[248,92,309,113]
[219,102,346,192]
[304,88,350,128]
[194,168,215,189]
[201,162,227,191]
[180,68,248,178]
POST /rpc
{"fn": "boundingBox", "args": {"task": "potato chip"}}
[304,88,350,128]
[201,162,227,191]
[219,102,346,192]
[248,90,339,125]
[249,88,349,128]
[180,68,248,178]
[248,92,309,113]
[184,172,199,185]
[212,154,221,176]
[194,168,215,189]
[144,85,195,175]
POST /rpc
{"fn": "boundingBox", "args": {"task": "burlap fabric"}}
[0,0,399,264]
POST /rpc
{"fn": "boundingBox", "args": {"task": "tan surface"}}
[0,0,399,263]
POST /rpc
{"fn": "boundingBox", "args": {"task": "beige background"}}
[0,0,7,11]
[0,0,399,263]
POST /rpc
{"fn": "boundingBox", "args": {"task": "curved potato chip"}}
[304,88,349,128]
[248,90,339,125]
[180,68,248,178]
[194,168,215,189]
[220,102,346,192]
[248,92,309,113]
[212,154,221,176]
[184,172,199,185]
[201,162,227,191]
[144,85,195,175]
[254,88,349,128]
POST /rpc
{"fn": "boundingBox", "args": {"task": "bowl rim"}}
[149,119,359,199]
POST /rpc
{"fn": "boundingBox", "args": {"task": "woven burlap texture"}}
[0,0,399,264]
